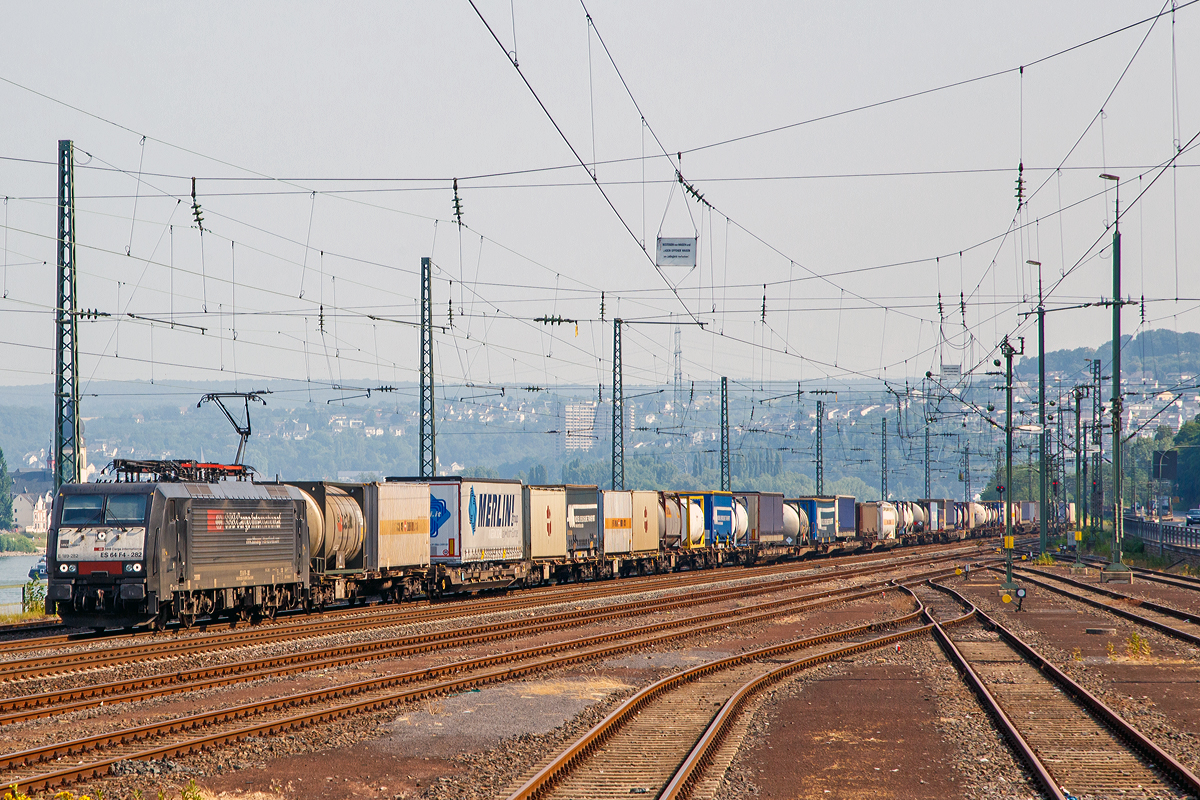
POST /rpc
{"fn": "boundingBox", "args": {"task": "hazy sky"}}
[1,1,1197,404]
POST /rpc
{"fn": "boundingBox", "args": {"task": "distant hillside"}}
[1016,328,1200,383]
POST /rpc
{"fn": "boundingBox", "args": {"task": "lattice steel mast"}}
[419,256,437,477]
[54,140,81,490]
[720,377,730,491]
[815,399,825,496]
[611,319,624,490]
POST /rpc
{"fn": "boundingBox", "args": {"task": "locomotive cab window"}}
[60,495,104,526]
[105,495,149,525]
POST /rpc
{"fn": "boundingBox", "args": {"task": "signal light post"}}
[1101,173,1131,576]
[1072,385,1089,565]
[1000,335,1022,592]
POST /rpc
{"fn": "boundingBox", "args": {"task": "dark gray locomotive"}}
[47,461,310,629]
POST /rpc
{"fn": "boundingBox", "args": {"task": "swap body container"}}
[856,501,898,542]
[600,490,634,555]
[364,482,431,571]
[733,492,786,546]
[919,499,955,532]
[794,497,837,543]
[565,485,601,558]
[522,486,568,561]
[630,490,661,553]
[835,495,857,539]
[701,492,735,547]
[417,477,523,565]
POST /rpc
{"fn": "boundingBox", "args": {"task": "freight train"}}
[45,459,1014,630]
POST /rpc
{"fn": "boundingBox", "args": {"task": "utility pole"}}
[881,417,888,500]
[673,326,683,426]
[1081,420,1090,530]
[1101,173,1129,573]
[1030,259,1048,553]
[1092,358,1102,535]
[1001,335,1023,591]
[419,257,437,478]
[611,319,624,490]
[815,399,825,495]
[963,441,971,505]
[55,140,81,491]
[921,419,930,500]
[720,377,730,491]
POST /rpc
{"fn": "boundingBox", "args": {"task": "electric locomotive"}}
[46,460,310,629]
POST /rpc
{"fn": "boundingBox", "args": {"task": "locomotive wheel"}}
[178,611,195,629]
[263,604,277,621]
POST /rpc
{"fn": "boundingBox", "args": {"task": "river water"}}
[0,554,43,613]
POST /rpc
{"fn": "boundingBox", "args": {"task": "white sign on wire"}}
[656,237,697,267]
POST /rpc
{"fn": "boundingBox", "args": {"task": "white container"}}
[366,482,431,570]
[686,497,706,548]
[631,490,660,553]
[523,486,567,561]
[424,478,523,564]
[601,490,633,555]
[660,493,683,548]
[858,501,897,541]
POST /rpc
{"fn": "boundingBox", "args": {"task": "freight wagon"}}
[391,476,530,593]
[47,458,1011,630]
[288,480,430,606]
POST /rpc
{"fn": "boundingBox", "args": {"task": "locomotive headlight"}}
[133,563,143,573]
[58,563,69,573]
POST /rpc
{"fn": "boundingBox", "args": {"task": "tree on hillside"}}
[1176,415,1200,508]
[0,446,11,530]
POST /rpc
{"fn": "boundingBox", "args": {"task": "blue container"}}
[793,497,838,543]
[834,495,857,539]
[702,492,735,547]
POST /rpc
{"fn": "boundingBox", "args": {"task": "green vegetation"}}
[20,580,44,615]
[1017,329,1200,383]
[0,445,11,531]
[0,534,36,553]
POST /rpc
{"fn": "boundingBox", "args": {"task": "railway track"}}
[3,540,989,653]
[0,558,952,725]
[0,556,977,792]
[927,580,1200,800]
[0,548,978,684]
[1007,566,1200,648]
[1051,552,1200,593]
[502,582,960,800]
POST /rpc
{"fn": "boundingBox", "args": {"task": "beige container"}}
[523,486,568,560]
[631,490,660,553]
[858,501,898,541]
[371,482,431,569]
[601,490,633,555]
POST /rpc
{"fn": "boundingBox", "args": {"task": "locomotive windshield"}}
[60,494,148,526]
[106,495,149,525]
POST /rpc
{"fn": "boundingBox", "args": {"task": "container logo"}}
[474,492,516,529]
[430,496,451,539]
[468,488,478,534]
[207,510,283,531]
